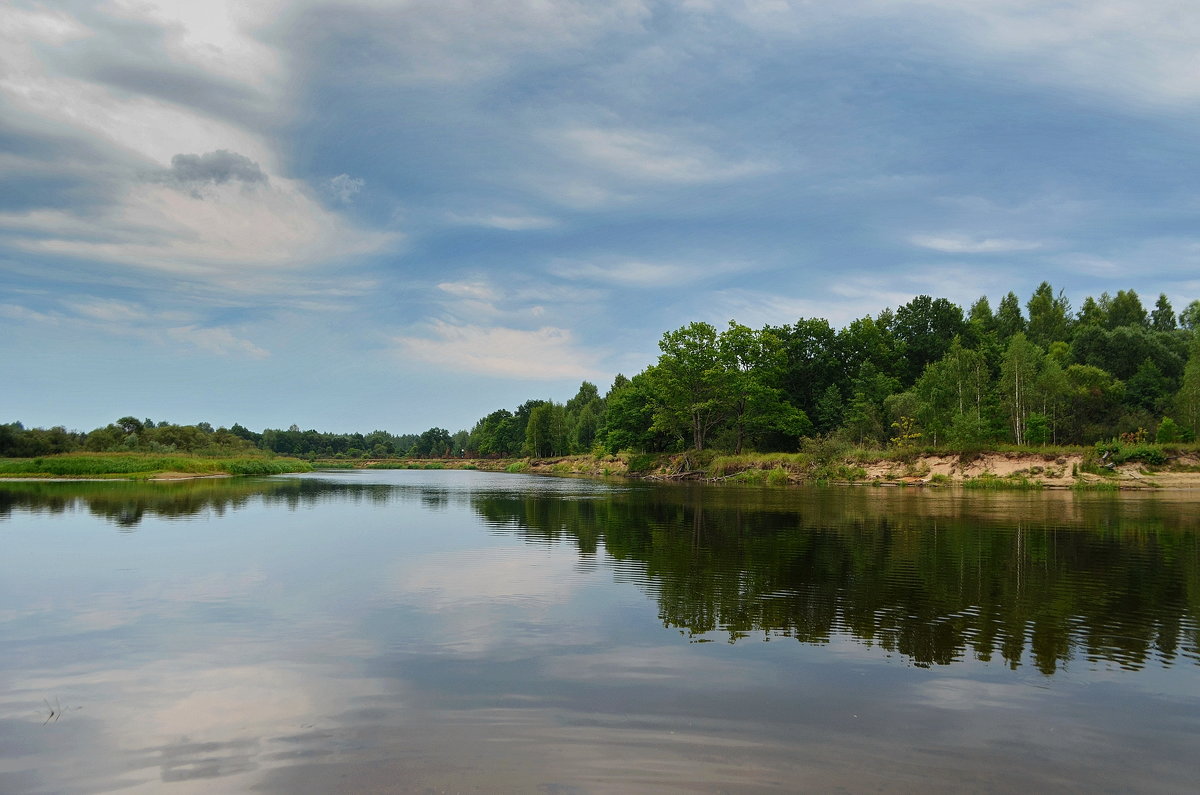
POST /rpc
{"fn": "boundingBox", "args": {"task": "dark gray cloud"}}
[165,150,267,185]
[150,150,268,197]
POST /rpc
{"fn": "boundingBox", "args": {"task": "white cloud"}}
[910,234,1044,254]
[328,173,364,204]
[550,258,748,288]
[0,176,396,292]
[732,0,1200,108]
[3,295,271,359]
[557,125,771,184]
[167,325,270,359]
[393,320,603,379]
[0,2,394,301]
[447,213,558,231]
[438,280,499,301]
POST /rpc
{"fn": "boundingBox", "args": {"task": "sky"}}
[4,0,1200,435]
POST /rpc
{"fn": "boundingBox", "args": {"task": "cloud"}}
[328,173,364,204]
[4,295,271,359]
[149,150,268,196]
[166,325,270,359]
[446,213,557,231]
[549,258,748,288]
[0,176,396,292]
[556,125,771,185]
[437,281,499,301]
[909,234,1045,254]
[730,0,1200,108]
[393,320,603,379]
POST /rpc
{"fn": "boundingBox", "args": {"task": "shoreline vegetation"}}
[5,286,1200,488]
[0,453,312,480]
[320,443,1200,490]
[3,443,1200,489]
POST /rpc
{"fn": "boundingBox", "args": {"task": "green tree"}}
[1179,300,1200,331]
[1156,416,1181,444]
[814,384,845,434]
[604,370,666,453]
[1077,295,1105,328]
[1151,293,1177,332]
[1026,282,1071,348]
[412,427,452,457]
[525,403,567,457]
[1174,334,1200,439]
[912,338,990,445]
[772,317,840,423]
[996,291,1026,341]
[1126,358,1170,414]
[1000,333,1043,445]
[842,363,900,446]
[719,322,811,453]
[1105,289,1148,329]
[893,295,965,385]
[652,322,730,450]
[1064,364,1125,444]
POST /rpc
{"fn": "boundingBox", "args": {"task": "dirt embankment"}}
[351,451,1200,489]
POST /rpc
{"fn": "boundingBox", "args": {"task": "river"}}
[1,470,1197,792]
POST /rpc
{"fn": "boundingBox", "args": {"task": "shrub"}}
[1156,417,1181,444]
[625,453,658,473]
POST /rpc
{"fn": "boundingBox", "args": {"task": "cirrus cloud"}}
[393,320,603,380]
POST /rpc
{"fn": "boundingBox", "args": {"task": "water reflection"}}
[3,474,1197,675]
[2,472,1199,793]
[470,484,1200,674]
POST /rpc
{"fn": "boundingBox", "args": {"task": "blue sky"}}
[3,0,1200,435]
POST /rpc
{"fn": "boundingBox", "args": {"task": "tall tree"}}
[1105,289,1149,329]
[1151,293,1177,332]
[653,322,730,450]
[1174,334,1200,439]
[912,338,991,445]
[1178,300,1200,331]
[1026,282,1071,347]
[1077,295,1105,328]
[996,291,1026,342]
[1000,333,1043,445]
[892,295,965,385]
[719,322,811,453]
[772,317,839,422]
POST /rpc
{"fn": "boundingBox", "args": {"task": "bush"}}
[1156,417,1181,444]
[625,453,658,473]
[1094,440,1167,467]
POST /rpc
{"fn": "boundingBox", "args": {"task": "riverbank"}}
[335,448,1200,490]
[0,453,313,480]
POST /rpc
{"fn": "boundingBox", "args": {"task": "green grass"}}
[961,472,1041,490]
[504,461,530,473]
[0,452,310,478]
[1071,480,1120,491]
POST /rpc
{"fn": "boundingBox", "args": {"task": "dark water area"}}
[1,471,1198,793]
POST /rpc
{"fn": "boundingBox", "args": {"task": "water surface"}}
[1,471,1198,792]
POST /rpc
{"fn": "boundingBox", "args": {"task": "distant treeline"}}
[467,283,1200,456]
[6,283,1200,460]
[0,418,456,460]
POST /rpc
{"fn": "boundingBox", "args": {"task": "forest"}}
[3,283,1199,460]
[466,283,1200,457]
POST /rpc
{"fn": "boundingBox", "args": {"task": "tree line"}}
[0,416,456,460]
[5,283,1200,459]
[466,284,1200,456]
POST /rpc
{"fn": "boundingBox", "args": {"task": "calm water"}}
[1,471,1198,793]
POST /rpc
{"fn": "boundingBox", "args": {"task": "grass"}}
[365,461,445,470]
[961,472,1041,490]
[0,452,311,479]
[1071,480,1120,491]
[504,461,530,473]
